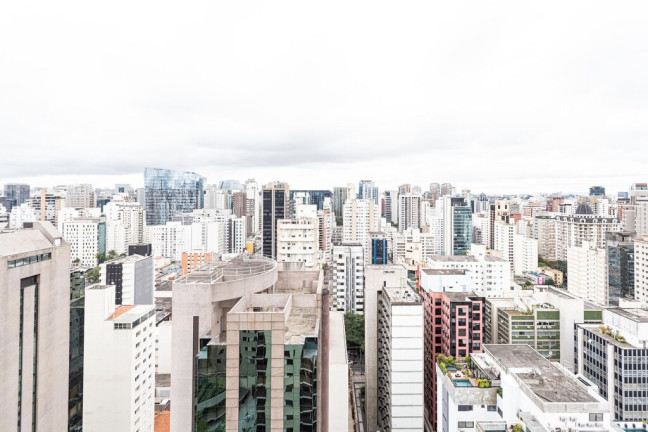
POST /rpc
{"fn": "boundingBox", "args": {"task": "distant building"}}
[358,180,379,205]
[607,232,635,305]
[443,196,472,255]
[590,186,606,196]
[62,218,107,267]
[31,189,64,225]
[66,184,96,208]
[371,236,388,264]
[290,189,333,211]
[0,221,71,431]
[398,193,422,232]
[129,243,152,257]
[144,167,205,226]
[343,198,380,264]
[567,240,608,305]
[262,181,290,258]
[276,218,319,266]
[3,183,30,211]
[333,244,365,313]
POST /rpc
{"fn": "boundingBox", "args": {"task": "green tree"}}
[344,312,365,352]
[86,266,100,284]
[106,249,119,261]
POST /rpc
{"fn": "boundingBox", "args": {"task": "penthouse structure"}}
[170,256,324,432]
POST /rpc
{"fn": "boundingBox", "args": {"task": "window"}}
[589,413,603,421]
[458,421,474,428]
[458,405,473,411]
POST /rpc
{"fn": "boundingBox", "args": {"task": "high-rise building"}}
[513,232,538,275]
[567,241,608,305]
[262,181,289,258]
[3,183,30,211]
[377,285,424,432]
[633,237,648,308]
[358,179,379,205]
[384,190,399,225]
[104,201,146,255]
[100,254,154,305]
[443,197,472,255]
[333,186,348,219]
[31,189,64,225]
[276,218,319,266]
[83,284,156,432]
[533,213,557,261]
[590,186,606,196]
[555,202,621,261]
[606,232,635,305]
[343,198,380,264]
[244,179,260,234]
[333,244,365,313]
[418,277,485,432]
[371,236,388,264]
[144,167,205,226]
[62,218,107,267]
[290,189,333,212]
[66,184,96,208]
[68,268,86,431]
[398,193,421,232]
[494,221,515,275]
[440,182,452,197]
[0,221,71,431]
[170,257,325,432]
[575,307,648,421]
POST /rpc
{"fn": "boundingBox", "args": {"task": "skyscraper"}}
[1,221,71,431]
[3,183,30,211]
[443,197,472,255]
[358,179,379,205]
[144,168,205,226]
[262,181,289,258]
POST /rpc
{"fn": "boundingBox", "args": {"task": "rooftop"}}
[104,254,149,265]
[484,344,597,403]
[0,224,60,257]
[383,285,422,304]
[430,255,478,262]
[422,269,467,275]
[607,307,648,323]
[285,306,318,343]
[175,255,276,284]
[111,305,155,324]
[444,291,478,302]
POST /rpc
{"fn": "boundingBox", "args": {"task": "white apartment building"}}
[0,222,71,432]
[343,199,380,264]
[472,213,489,246]
[398,193,422,232]
[318,208,334,261]
[84,284,156,432]
[494,221,515,276]
[438,344,611,432]
[533,213,557,261]
[633,237,648,307]
[104,202,146,255]
[204,185,230,210]
[513,233,538,275]
[427,244,510,297]
[567,240,608,306]
[9,202,37,229]
[392,228,438,266]
[62,217,105,267]
[276,218,319,266]
[228,216,246,254]
[244,178,260,234]
[377,285,424,432]
[333,244,365,313]
[555,203,621,260]
[148,221,190,260]
[66,183,96,208]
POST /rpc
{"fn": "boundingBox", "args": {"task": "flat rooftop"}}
[444,291,478,302]
[175,256,276,284]
[0,228,55,256]
[383,286,422,304]
[430,255,478,262]
[608,307,648,323]
[104,254,149,265]
[484,344,597,404]
[285,306,318,344]
[422,269,467,275]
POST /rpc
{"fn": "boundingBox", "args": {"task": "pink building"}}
[420,283,485,431]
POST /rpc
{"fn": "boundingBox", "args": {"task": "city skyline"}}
[2,2,648,194]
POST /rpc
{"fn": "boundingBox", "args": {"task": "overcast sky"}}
[1,1,647,195]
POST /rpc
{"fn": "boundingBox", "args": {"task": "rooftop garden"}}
[437,355,492,388]
[599,325,627,343]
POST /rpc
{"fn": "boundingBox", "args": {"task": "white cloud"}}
[1,0,647,194]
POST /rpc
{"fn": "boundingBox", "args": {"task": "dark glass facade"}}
[239,330,272,430]
[194,338,226,432]
[607,232,635,305]
[262,187,287,258]
[144,168,205,226]
[283,339,318,432]
[68,270,85,431]
[452,206,472,255]
[372,238,388,264]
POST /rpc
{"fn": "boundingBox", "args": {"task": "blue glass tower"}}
[144,168,205,226]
